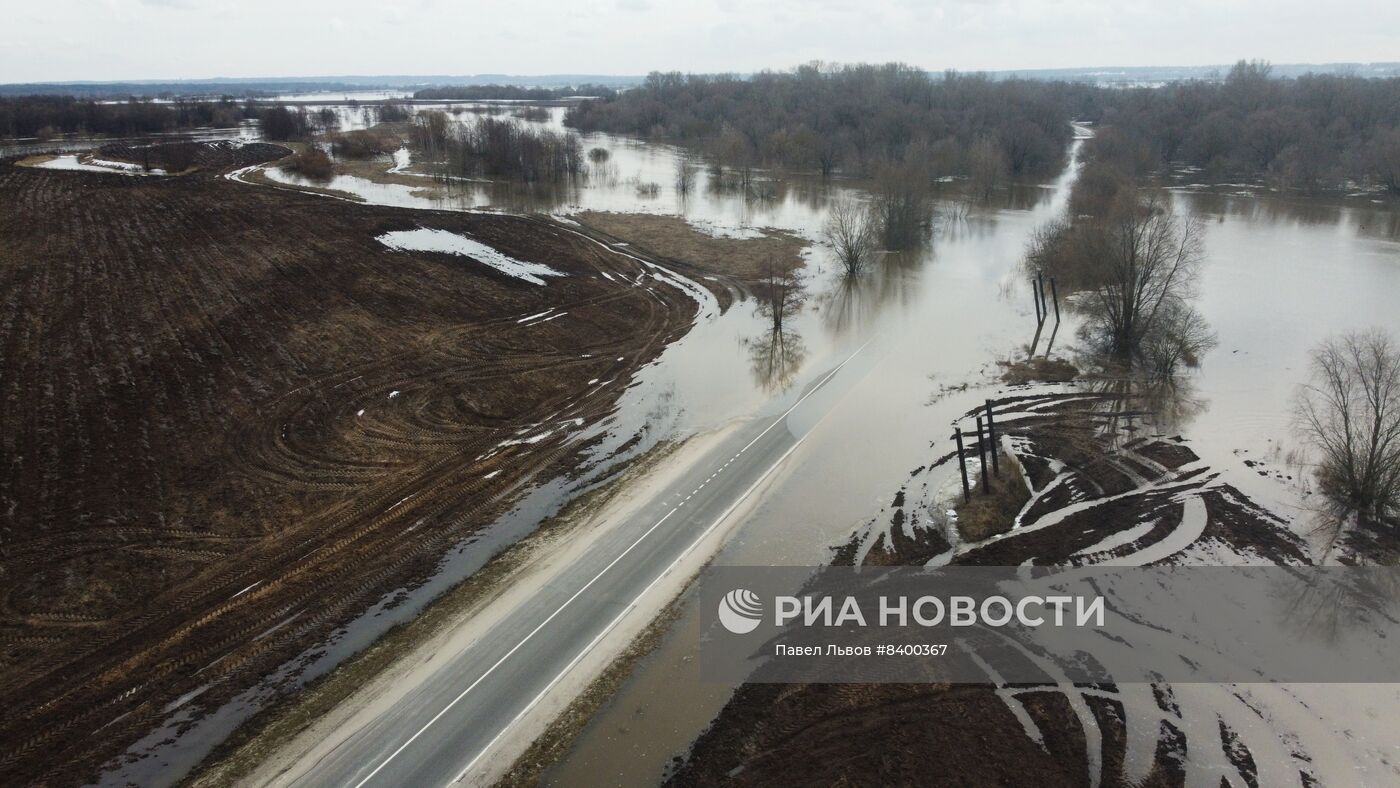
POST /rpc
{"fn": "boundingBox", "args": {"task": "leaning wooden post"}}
[1037,274,1047,323]
[954,427,971,504]
[985,400,999,476]
[976,416,990,494]
[1050,276,1061,324]
[1031,277,1043,323]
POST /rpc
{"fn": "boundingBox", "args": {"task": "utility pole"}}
[985,400,999,476]
[976,416,989,494]
[954,427,971,504]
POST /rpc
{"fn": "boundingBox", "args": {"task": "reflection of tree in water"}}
[747,257,809,391]
[818,249,924,338]
[1079,367,1209,441]
[745,324,808,392]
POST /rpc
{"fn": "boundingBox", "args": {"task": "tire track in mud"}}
[0,154,708,784]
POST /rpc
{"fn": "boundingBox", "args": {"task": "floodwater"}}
[537,155,1400,783]
[93,102,1400,784]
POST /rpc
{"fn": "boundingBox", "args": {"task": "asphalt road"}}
[276,343,870,788]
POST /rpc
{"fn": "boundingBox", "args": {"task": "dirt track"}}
[0,146,699,784]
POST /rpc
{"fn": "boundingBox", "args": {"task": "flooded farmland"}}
[217,100,1400,784]
[8,87,1400,786]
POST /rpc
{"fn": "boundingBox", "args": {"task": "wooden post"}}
[985,399,999,476]
[954,427,971,504]
[1050,277,1061,323]
[976,416,989,494]
[1037,274,1047,324]
[1031,277,1043,323]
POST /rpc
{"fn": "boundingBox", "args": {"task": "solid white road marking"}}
[349,341,868,788]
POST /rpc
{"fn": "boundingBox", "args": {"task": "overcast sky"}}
[4,0,1398,83]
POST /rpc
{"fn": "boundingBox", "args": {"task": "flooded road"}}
[541,166,1400,784]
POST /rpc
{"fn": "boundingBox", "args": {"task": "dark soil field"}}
[97,139,293,173]
[0,143,699,784]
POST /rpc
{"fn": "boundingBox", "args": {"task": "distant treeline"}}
[0,96,409,142]
[0,81,379,98]
[412,112,582,183]
[413,84,618,101]
[0,96,254,139]
[564,64,1092,180]
[564,61,1400,194]
[1092,61,1400,192]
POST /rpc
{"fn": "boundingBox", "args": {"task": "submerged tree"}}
[1080,193,1209,363]
[1295,329,1400,528]
[754,257,807,333]
[674,156,695,195]
[823,198,875,277]
[872,158,933,251]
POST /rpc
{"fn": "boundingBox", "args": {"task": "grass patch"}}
[575,211,807,284]
[999,356,1078,385]
[954,452,1030,542]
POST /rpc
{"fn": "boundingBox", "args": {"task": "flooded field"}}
[13,96,1399,785]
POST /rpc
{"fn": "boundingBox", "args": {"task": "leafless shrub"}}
[286,147,333,180]
[872,160,932,251]
[512,106,551,123]
[674,157,694,195]
[1141,302,1217,376]
[1295,328,1400,527]
[331,129,399,159]
[823,198,875,277]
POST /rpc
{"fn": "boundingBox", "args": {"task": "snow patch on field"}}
[377,229,564,285]
[34,154,166,176]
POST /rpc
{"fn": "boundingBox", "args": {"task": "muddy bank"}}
[668,382,1324,787]
[0,147,702,785]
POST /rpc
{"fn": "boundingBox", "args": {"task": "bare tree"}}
[1295,329,1400,527]
[823,198,875,277]
[754,257,806,333]
[1081,193,1206,362]
[674,156,694,195]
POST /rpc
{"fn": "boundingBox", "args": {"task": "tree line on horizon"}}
[564,61,1400,195]
[565,63,1086,185]
[412,84,619,101]
[1091,60,1400,193]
